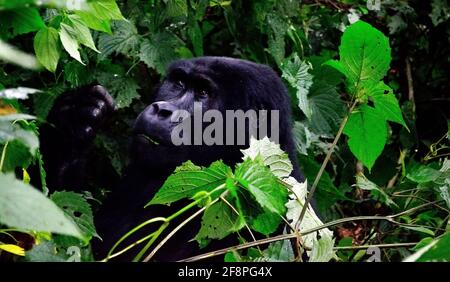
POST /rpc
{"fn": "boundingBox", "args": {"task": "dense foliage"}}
[0,0,449,262]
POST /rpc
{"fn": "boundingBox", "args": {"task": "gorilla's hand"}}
[40,85,115,190]
[48,85,115,145]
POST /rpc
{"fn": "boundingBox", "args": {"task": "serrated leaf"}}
[0,174,83,239]
[308,80,345,136]
[51,191,99,239]
[281,55,313,118]
[241,136,293,178]
[195,200,242,245]
[235,158,287,215]
[148,161,232,206]
[59,23,84,64]
[34,27,61,72]
[325,21,391,94]
[363,81,407,129]
[98,20,140,59]
[97,71,140,108]
[343,105,387,170]
[139,32,181,75]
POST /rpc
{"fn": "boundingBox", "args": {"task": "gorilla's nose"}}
[149,101,177,119]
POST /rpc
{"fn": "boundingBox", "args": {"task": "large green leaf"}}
[404,231,450,262]
[139,32,181,75]
[97,71,140,108]
[84,0,124,21]
[0,116,38,155]
[0,174,83,239]
[235,158,287,215]
[51,191,99,239]
[363,81,407,129]
[325,21,391,94]
[343,105,387,170]
[148,161,232,206]
[0,8,44,38]
[194,200,242,245]
[33,27,61,72]
[98,20,140,59]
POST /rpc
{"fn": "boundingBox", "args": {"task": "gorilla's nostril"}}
[158,109,173,119]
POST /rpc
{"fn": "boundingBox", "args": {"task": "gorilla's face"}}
[129,57,293,174]
[133,61,221,147]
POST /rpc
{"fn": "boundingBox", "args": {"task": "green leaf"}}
[97,71,140,108]
[240,136,293,178]
[64,15,99,52]
[263,240,295,262]
[75,10,112,34]
[51,191,99,239]
[281,55,313,118]
[148,161,232,206]
[194,200,242,245]
[355,173,397,207]
[98,20,140,59]
[343,105,387,170]
[0,8,44,38]
[59,23,84,64]
[187,18,203,56]
[406,164,441,183]
[363,81,407,129]
[33,27,61,72]
[307,80,345,136]
[0,174,83,239]
[429,0,450,26]
[235,158,287,215]
[404,231,450,262]
[139,32,181,75]
[325,21,391,94]
[25,240,67,262]
[85,0,125,21]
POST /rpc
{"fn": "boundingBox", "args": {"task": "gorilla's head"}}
[131,57,300,179]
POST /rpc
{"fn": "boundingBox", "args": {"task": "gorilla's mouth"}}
[135,133,160,146]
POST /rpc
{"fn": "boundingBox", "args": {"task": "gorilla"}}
[40,56,303,261]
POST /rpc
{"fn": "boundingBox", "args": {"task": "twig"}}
[179,201,439,262]
[296,100,358,229]
[334,242,418,251]
[405,57,415,114]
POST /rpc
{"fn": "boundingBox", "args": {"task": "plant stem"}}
[0,141,9,172]
[334,242,418,251]
[296,99,358,229]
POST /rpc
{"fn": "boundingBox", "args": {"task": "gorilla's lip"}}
[134,133,161,146]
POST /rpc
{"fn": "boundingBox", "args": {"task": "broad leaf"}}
[0,174,83,239]
[0,8,44,38]
[343,105,387,170]
[235,158,287,215]
[51,191,99,239]
[139,32,181,75]
[325,21,391,94]
[98,20,140,59]
[34,27,61,72]
[148,161,232,206]
[64,15,99,52]
[75,10,112,34]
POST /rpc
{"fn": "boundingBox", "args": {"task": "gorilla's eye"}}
[198,89,209,98]
[174,80,185,89]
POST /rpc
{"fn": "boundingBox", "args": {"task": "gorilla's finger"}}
[89,85,115,111]
[72,125,95,143]
[79,106,104,125]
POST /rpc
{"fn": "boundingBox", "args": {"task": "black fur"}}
[40,57,303,261]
